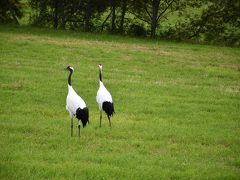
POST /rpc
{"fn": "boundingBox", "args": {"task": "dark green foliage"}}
[129,0,189,38]
[3,0,240,45]
[162,0,240,46]
[0,0,24,24]
[128,23,147,37]
[29,0,108,31]
[29,0,51,27]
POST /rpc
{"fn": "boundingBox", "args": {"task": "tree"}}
[53,0,59,29]
[110,0,116,33]
[84,0,92,31]
[129,0,186,38]
[29,0,108,31]
[100,0,128,34]
[119,0,128,34]
[167,0,240,46]
[0,0,24,24]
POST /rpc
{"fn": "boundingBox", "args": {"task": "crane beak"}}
[64,67,68,71]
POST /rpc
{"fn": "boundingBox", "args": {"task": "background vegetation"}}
[0,0,239,46]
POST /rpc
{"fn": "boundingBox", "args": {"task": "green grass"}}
[0,25,240,179]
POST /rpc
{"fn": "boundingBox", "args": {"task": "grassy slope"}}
[0,25,239,179]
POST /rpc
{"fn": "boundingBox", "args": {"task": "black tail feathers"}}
[102,101,115,118]
[76,107,89,128]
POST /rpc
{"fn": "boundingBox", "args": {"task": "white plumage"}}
[96,81,113,110]
[66,85,86,118]
[96,64,115,128]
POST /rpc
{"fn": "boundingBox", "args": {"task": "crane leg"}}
[108,116,112,128]
[100,110,102,127]
[71,118,73,137]
[78,120,81,137]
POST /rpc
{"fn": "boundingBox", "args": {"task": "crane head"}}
[64,66,74,71]
[98,64,102,70]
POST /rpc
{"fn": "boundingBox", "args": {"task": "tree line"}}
[0,0,239,46]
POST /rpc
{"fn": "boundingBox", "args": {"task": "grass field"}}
[0,25,240,179]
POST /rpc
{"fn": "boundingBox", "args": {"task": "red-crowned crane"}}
[65,66,89,137]
[96,64,115,128]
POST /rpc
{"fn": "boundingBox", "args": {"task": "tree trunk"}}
[119,0,127,34]
[150,0,160,38]
[101,10,112,32]
[53,0,59,29]
[84,0,91,32]
[10,10,19,25]
[59,0,66,29]
[39,1,47,17]
[110,0,116,33]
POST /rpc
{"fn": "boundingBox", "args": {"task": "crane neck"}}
[99,69,102,82]
[68,70,73,86]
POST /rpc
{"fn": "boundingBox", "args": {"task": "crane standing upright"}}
[65,66,89,137]
[96,64,115,128]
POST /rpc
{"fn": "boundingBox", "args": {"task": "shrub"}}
[127,23,147,37]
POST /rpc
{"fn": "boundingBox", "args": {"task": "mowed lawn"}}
[0,25,239,179]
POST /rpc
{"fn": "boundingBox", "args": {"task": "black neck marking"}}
[68,69,73,86]
[99,69,102,82]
